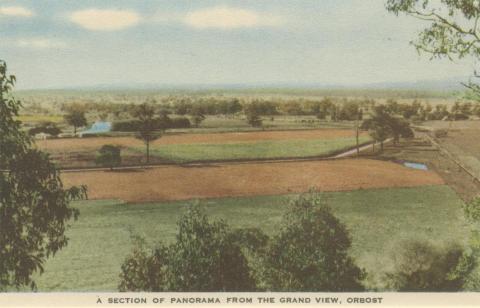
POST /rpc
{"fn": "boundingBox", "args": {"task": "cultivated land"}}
[62,158,444,203]
[37,129,371,167]
[16,90,477,292]
[33,185,468,291]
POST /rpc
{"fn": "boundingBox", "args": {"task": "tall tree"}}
[244,104,263,128]
[0,60,86,290]
[262,192,365,291]
[64,110,87,135]
[189,105,206,128]
[386,0,480,94]
[361,106,413,151]
[132,103,161,164]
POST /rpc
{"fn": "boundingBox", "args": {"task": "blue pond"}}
[403,162,428,171]
[80,121,112,135]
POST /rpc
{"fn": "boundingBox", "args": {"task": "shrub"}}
[433,129,448,138]
[112,117,190,132]
[118,205,256,292]
[169,117,191,129]
[383,240,475,291]
[95,145,121,170]
[28,122,61,137]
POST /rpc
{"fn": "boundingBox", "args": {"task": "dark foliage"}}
[95,144,122,170]
[28,122,61,137]
[261,193,365,291]
[0,60,86,290]
[384,240,475,291]
[118,206,257,292]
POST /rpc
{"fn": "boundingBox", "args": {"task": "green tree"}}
[118,235,169,292]
[386,0,480,94]
[245,104,263,128]
[132,103,161,164]
[0,60,86,290]
[383,240,475,291]
[262,192,365,291]
[119,205,256,291]
[95,145,122,170]
[167,205,256,291]
[189,105,206,128]
[64,110,87,135]
[362,106,413,150]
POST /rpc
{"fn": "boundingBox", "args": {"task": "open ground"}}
[33,185,468,291]
[62,158,443,202]
[37,128,371,167]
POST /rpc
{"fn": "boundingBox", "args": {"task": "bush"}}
[28,122,61,137]
[118,205,256,292]
[169,117,191,129]
[118,195,367,292]
[261,192,365,291]
[383,240,475,291]
[95,145,121,170]
[112,116,190,132]
[118,237,169,292]
[433,129,448,138]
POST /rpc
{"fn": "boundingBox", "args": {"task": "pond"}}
[80,121,112,135]
[403,162,428,171]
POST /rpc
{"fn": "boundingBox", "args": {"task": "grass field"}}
[37,129,370,168]
[16,114,64,124]
[143,136,371,162]
[32,185,467,291]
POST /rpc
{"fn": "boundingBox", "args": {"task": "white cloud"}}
[70,9,140,31]
[0,6,34,17]
[17,38,67,49]
[183,6,283,29]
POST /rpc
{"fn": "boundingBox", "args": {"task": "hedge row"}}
[112,117,191,132]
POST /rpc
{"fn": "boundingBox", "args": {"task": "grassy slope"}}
[33,185,468,291]
[139,136,371,162]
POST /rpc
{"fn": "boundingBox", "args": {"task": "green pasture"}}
[16,114,64,124]
[33,185,467,291]
[135,136,371,163]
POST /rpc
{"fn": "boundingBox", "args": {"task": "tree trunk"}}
[381,141,384,152]
[74,126,77,135]
[146,141,150,164]
[355,124,359,156]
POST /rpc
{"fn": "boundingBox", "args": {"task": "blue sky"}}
[0,0,475,89]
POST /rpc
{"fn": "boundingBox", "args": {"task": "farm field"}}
[37,129,371,167]
[434,128,480,183]
[33,185,468,291]
[16,114,64,124]
[61,158,444,202]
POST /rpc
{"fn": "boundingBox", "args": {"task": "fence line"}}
[424,134,480,184]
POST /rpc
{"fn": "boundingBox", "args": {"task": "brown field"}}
[36,129,364,151]
[421,120,480,130]
[62,158,444,203]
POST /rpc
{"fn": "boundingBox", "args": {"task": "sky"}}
[0,0,476,90]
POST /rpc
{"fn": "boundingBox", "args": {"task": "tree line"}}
[118,192,478,292]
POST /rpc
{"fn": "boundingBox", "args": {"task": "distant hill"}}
[360,76,469,91]
[15,77,471,100]
[38,76,468,92]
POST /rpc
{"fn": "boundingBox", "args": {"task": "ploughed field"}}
[33,185,467,291]
[36,129,371,167]
[62,158,444,203]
